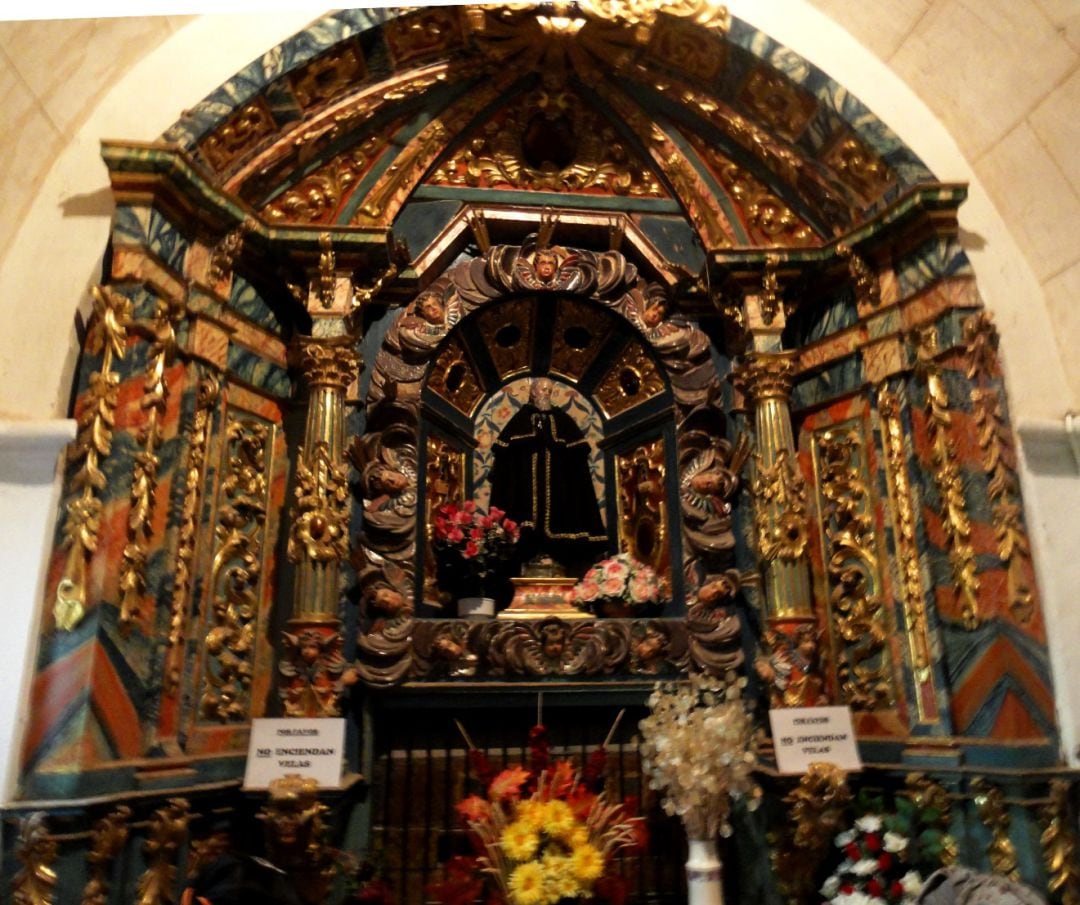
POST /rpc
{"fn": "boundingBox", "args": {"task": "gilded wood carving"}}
[357,238,731,684]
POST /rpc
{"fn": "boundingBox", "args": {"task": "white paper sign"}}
[243,718,345,790]
[769,706,862,775]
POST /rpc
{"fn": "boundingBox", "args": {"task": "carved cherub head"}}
[533,249,559,284]
[415,291,445,326]
[633,626,666,664]
[371,464,409,495]
[370,586,408,618]
[432,635,464,660]
[697,572,739,608]
[540,622,567,660]
[689,469,734,498]
[793,623,820,662]
[642,294,667,329]
[292,629,328,666]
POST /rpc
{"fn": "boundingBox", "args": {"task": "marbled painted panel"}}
[229,273,285,336]
[226,343,292,398]
[786,285,858,347]
[791,354,864,409]
[110,205,189,276]
[896,236,974,298]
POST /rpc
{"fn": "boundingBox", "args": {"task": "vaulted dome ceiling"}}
[156,3,937,271]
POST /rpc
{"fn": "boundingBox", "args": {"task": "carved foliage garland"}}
[135,799,191,905]
[55,285,131,633]
[915,327,980,630]
[289,442,350,565]
[751,448,809,564]
[165,375,220,693]
[971,778,1018,881]
[964,312,1035,625]
[119,298,182,635]
[1041,779,1080,905]
[814,425,894,711]
[201,416,271,722]
[82,806,132,905]
[358,239,727,684]
[878,388,938,722]
[905,773,957,866]
[12,812,57,905]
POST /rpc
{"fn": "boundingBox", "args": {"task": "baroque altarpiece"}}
[4,5,1077,905]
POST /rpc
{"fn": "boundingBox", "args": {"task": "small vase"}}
[457,596,495,619]
[685,837,724,905]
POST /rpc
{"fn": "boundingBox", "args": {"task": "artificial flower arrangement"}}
[638,670,762,840]
[570,553,665,615]
[428,718,646,905]
[433,501,520,583]
[819,785,959,905]
[820,814,923,905]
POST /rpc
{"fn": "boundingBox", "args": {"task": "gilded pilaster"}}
[282,337,359,717]
[733,350,812,620]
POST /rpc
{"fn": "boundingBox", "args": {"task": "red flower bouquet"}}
[434,501,520,583]
[428,724,645,905]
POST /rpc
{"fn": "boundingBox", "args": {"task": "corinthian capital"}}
[297,337,360,390]
[732,350,798,403]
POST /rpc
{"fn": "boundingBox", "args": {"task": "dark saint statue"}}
[490,377,607,574]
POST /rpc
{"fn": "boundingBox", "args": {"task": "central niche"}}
[418,295,676,613]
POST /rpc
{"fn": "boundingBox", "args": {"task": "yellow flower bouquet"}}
[428,724,645,905]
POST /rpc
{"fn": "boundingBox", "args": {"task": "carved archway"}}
[351,237,745,685]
